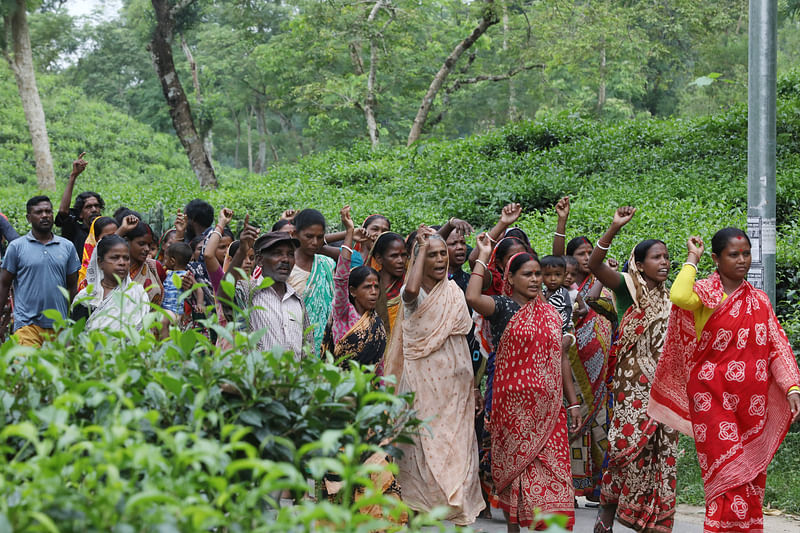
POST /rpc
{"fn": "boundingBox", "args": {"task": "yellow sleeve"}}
[670,263,702,311]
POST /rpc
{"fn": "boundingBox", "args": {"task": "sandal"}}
[593,517,613,533]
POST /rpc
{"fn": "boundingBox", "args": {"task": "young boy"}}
[541,255,576,352]
[563,255,588,319]
[162,242,194,316]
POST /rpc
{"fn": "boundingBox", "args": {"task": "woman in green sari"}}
[288,209,335,354]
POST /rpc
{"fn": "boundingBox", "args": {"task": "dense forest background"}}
[5,0,800,173]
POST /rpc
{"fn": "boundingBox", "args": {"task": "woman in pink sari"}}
[384,225,484,526]
[649,228,800,533]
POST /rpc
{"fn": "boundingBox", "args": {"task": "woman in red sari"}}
[649,228,800,533]
[467,233,582,532]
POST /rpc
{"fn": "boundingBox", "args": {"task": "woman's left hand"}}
[568,406,582,432]
[474,388,484,416]
[788,392,800,422]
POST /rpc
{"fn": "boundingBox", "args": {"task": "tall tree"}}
[406,1,499,146]
[147,0,217,188]
[2,0,55,189]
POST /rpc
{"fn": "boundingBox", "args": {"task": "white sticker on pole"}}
[747,217,762,263]
[748,264,764,289]
[761,217,776,254]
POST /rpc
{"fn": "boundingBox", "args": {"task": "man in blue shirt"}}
[0,196,80,346]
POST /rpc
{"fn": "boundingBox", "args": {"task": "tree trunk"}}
[407,3,498,146]
[148,0,217,188]
[4,0,55,190]
[254,104,267,173]
[247,106,253,173]
[233,110,240,168]
[596,45,606,115]
[502,3,518,122]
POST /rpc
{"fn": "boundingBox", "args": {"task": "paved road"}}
[460,500,800,532]
[463,499,703,532]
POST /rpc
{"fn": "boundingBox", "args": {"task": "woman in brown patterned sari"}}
[588,207,677,533]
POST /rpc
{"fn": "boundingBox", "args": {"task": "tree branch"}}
[446,63,544,94]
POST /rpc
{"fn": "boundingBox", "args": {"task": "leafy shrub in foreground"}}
[0,298,430,531]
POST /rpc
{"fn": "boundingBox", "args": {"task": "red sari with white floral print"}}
[491,297,575,530]
[649,273,800,533]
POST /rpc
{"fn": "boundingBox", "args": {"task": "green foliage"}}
[677,433,800,514]
[0,293,434,531]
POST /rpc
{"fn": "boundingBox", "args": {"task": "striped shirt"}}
[235,279,312,359]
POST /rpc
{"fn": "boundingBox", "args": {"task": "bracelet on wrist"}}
[475,259,488,270]
[554,231,566,238]
[470,272,484,279]
[567,404,580,410]
[596,242,610,251]
[683,262,698,270]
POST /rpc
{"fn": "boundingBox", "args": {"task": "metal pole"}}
[747,0,777,304]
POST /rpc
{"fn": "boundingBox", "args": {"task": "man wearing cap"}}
[228,224,312,359]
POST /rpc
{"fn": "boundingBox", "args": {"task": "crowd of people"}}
[1,155,799,533]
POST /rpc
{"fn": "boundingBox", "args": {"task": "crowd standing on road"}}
[1,155,799,533]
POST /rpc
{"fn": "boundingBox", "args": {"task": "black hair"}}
[566,236,593,256]
[220,227,234,240]
[505,228,532,251]
[92,216,118,236]
[228,240,241,258]
[508,252,540,276]
[564,255,579,267]
[272,219,292,232]
[189,235,204,251]
[495,237,527,271]
[633,239,667,264]
[166,241,193,267]
[26,195,51,213]
[73,191,105,214]
[184,199,214,229]
[540,255,566,270]
[113,207,144,225]
[711,227,751,256]
[363,214,390,230]
[125,222,152,241]
[348,265,380,305]
[373,232,405,258]
[96,234,128,263]
[293,208,326,233]
[404,230,417,255]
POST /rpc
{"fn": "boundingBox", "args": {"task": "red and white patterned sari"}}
[649,273,800,533]
[491,297,575,530]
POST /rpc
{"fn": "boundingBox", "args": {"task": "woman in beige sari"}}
[384,226,484,526]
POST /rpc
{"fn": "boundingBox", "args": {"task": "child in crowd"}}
[563,255,587,318]
[162,242,194,317]
[541,255,575,352]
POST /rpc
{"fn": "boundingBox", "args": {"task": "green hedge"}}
[3,69,800,344]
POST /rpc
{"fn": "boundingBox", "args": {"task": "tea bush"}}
[0,297,434,532]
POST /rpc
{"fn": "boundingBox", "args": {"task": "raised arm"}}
[116,214,139,237]
[552,197,569,256]
[204,208,233,275]
[588,206,636,290]
[468,202,521,264]
[465,232,498,317]
[671,236,704,311]
[173,211,187,242]
[403,225,434,303]
[58,153,88,217]
[227,214,257,281]
[438,217,474,240]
